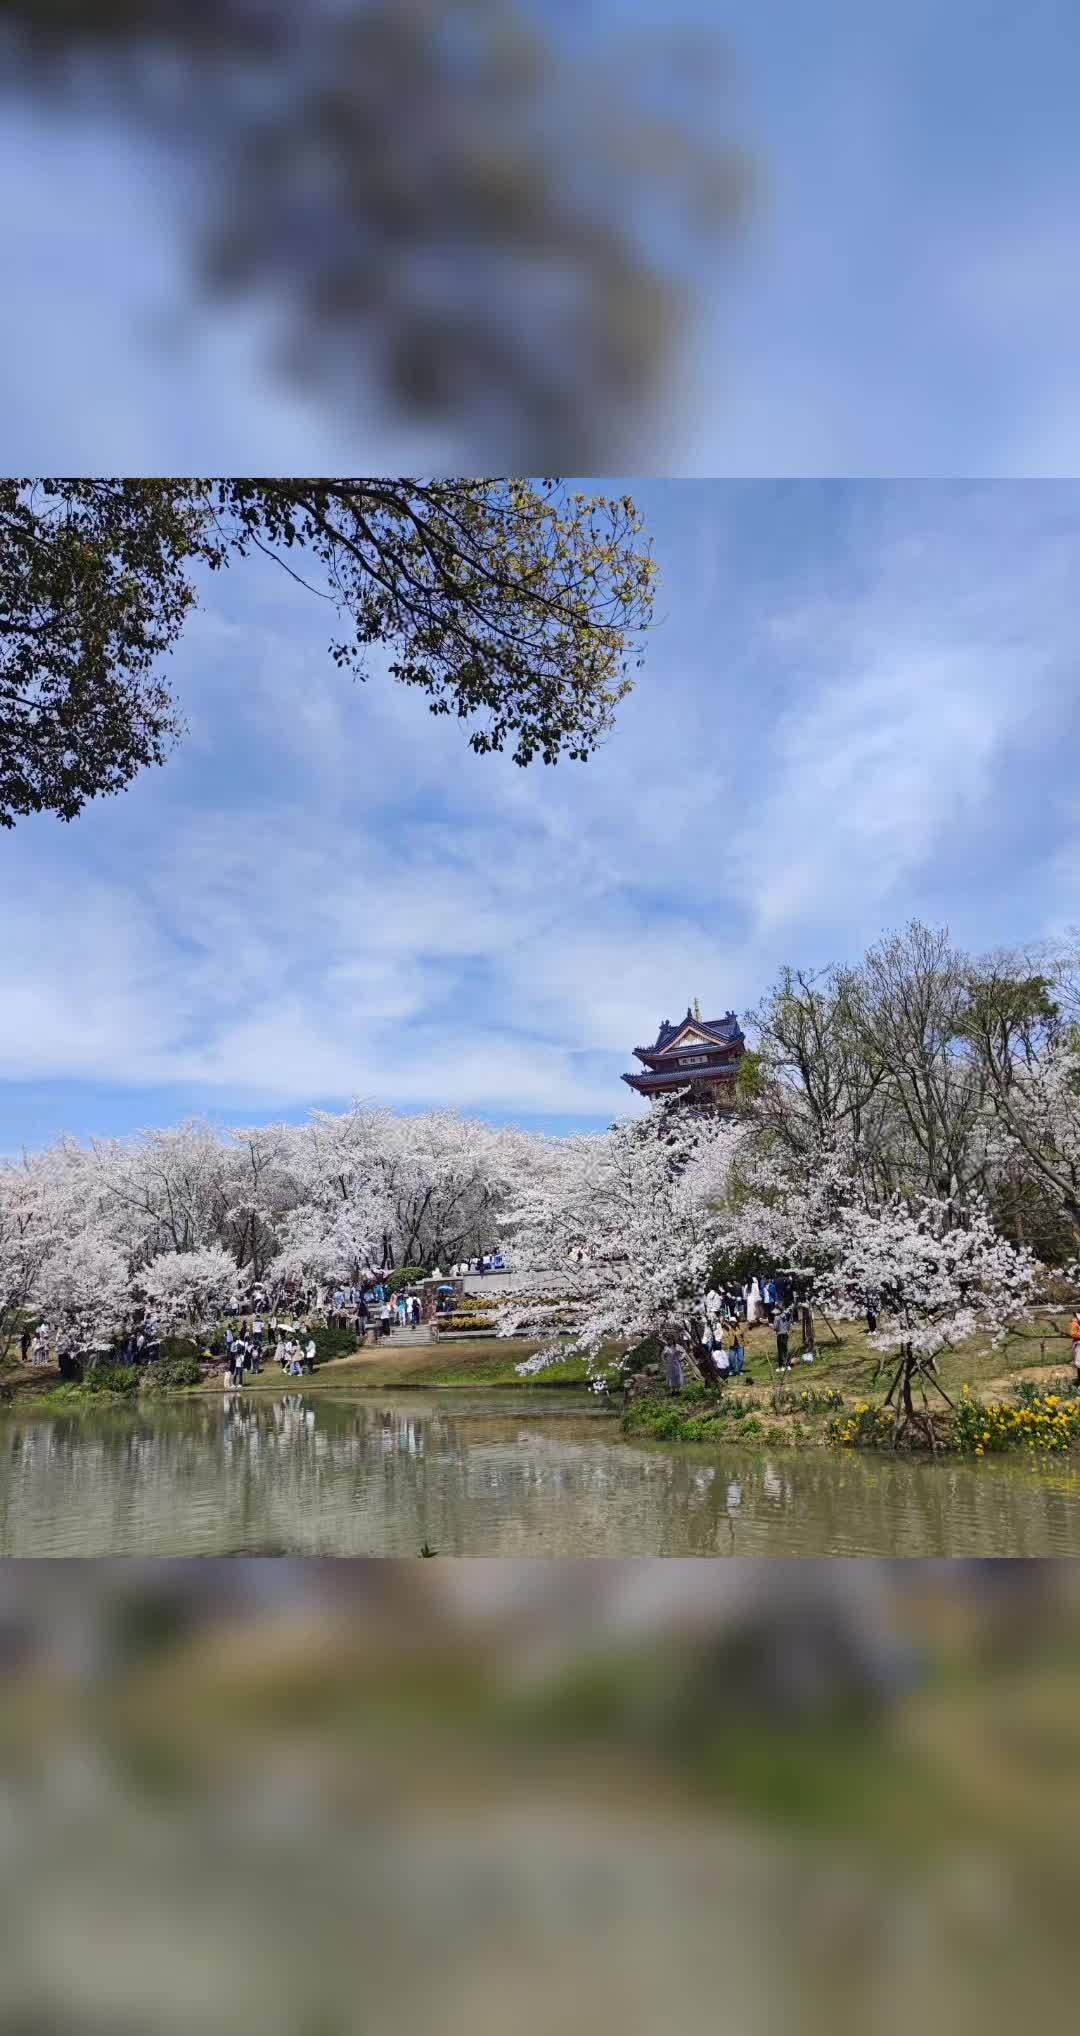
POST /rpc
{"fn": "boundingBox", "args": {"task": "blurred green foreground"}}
[0,1560,1077,2035]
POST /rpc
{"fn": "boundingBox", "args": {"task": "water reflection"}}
[0,1393,1078,1555]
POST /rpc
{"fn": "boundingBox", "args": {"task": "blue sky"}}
[3,480,1079,1150]
[3,2,1080,469]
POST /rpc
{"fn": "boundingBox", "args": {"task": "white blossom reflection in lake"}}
[1,1391,1079,1555]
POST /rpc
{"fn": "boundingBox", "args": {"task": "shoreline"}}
[0,1337,603,1410]
[5,1317,1079,1462]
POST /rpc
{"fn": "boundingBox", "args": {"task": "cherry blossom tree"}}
[816,1191,1036,1440]
[222,1124,297,1283]
[140,1245,240,1330]
[282,1105,529,1276]
[497,1103,749,1385]
[35,1230,131,1354]
[2,1105,539,1341]
[2,1088,1039,1423]
[976,1029,1080,1254]
[264,1201,381,1297]
[819,1195,1036,1356]
[0,1151,75,1353]
[729,1132,1038,1443]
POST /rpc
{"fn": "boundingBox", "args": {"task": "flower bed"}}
[827,1403,897,1449]
[829,1385,1080,1456]
[952,1385,1080,1456]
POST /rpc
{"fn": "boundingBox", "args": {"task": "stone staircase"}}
[372,1324,431,1348]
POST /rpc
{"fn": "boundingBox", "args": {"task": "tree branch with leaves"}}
[0,477,656,827]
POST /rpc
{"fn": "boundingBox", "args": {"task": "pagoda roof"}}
[631,1009,745,1062]
[622,1065,739,1089]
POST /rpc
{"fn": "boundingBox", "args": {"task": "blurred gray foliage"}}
[0,0,751,465]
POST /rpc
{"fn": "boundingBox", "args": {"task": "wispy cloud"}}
[2,483,1080,1142]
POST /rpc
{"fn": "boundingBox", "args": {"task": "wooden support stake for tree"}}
[880,1333,956,1449]
[883,1354,906,1409]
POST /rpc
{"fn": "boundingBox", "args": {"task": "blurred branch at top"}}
[0,1,752,467]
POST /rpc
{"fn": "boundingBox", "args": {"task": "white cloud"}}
[733,647,1009,933]
[724,494,1080,937]
[4,483,1080,1135]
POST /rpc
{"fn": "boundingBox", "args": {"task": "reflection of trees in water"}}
[0,1401,1079,1555]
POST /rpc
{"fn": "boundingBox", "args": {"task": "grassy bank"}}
[195,1338,606,1393]
[0,1334,609,1407]
[5,1308,1077,1444]
[622,1312,1080,1456]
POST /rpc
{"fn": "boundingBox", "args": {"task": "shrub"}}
[624,1334,662,1375]
[718,1389,755,1418]
[155,1333,205,1366]
[385,1267,427,1294]
[309,1323,358,1363]
[142,1353,203,1393]
[828,1403,895,1449]
[622,1392,728,1442]
[57,1363,139,1399]
[641,1407,688,1441]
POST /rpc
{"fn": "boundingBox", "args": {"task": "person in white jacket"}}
[746,1277,763,1326]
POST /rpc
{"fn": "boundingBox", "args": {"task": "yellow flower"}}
[975,1445,984,1457]
[982,1431,990,1442]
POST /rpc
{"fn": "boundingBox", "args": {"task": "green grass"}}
[622,1313,1080,1450]
[5,1307,1075,1419]
[303,1338,612,1390]
[0,1331,614,1405]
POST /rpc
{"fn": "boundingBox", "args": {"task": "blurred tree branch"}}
[0,0,752,464]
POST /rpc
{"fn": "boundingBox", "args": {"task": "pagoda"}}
[621,1004,745,1109]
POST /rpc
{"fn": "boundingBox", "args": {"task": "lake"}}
[1,1388,1079,1554]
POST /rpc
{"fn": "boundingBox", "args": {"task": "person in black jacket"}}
[774,1304,795,1372]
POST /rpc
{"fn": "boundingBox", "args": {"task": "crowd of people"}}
[16,1270,432,1386]
[323,1283,423,1338]
[218,1319,320,1385]
[207,1279,428,1386]
[660,1272,818,1396]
